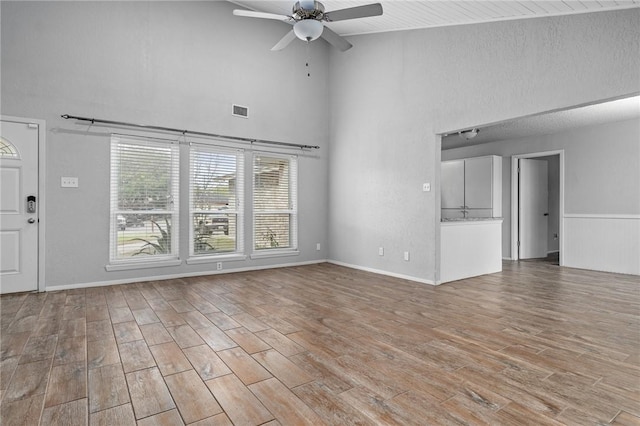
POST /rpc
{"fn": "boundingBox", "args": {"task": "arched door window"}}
[0,137,20,158]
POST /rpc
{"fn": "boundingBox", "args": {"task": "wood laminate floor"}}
[0,261,638,425]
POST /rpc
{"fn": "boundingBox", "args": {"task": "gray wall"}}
[1,1,330,288]
[3,2,639,287]
[442,118,640,259]
[327,9,639,282]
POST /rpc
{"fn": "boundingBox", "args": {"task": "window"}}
[109,135,179,263]
[0,137,19,158]
[253,153,297,252]
[190,146,244,257]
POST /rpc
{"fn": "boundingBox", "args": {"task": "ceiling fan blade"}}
[320,26,352,52]
[324,3,383,22]
[271,30,297,51]
[299,0,316,11]
[233,9,291,22]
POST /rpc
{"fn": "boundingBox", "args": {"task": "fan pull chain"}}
[306,41,311,78]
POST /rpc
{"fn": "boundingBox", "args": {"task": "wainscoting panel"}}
[564,214,639,275]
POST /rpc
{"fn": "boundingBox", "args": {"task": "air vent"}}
[232,104,249,118]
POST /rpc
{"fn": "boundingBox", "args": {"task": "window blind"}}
[190,146,244,256]
[110,135,179,261]
[253,153,297,251]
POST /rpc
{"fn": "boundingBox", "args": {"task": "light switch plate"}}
[61,177,78,188]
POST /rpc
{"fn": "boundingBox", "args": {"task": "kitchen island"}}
[439,218,503,284]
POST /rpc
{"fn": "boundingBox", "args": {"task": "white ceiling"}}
[230,0,640,36]
[442,96,640,150]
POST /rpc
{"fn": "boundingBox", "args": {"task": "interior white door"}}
[519,158,548,259]
[0,120,39,293]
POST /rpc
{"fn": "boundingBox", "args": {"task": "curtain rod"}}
[60,114,320,150]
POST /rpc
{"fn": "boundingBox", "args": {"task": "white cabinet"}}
[441,160,464,209]
[441,155,502,219]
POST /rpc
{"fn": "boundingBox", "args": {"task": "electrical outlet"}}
[216,262,222,271]
[404,251,410,261]
[316,243,321,251]
[422,182,431,192]
[61,177,79,188]
[378,247,384,256]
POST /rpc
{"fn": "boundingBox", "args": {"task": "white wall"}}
[443,118,640,274]
[1,1,331,288]
[328,9,640,282]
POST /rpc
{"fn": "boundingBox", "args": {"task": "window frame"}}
[188,145,245,261]
[107,135,180,269]
[251,152,298,258]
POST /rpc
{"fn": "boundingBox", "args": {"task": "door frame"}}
[511,150,564,265]
[2,115,47,292]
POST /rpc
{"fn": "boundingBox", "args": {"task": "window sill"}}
[250,250,300,260]
[186,254,247,265]
[105,258,182,272]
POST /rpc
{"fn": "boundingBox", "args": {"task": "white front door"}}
[0,119,39,293]
[519,158,548,259]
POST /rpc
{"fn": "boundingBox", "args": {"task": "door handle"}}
[27,218,36,224]
[543,213,549,216]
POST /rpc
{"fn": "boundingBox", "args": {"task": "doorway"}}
[511,150,564,265]
[0,117,46,293]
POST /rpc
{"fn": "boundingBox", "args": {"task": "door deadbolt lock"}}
[26,195,37,214]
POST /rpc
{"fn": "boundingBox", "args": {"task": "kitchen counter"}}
[440,218,503,283]
[441,217,503,223]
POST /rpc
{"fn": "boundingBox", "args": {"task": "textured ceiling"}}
[442,96,640,150]
[230,0,640,36]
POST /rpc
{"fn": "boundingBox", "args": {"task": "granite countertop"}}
[441,217,503,222]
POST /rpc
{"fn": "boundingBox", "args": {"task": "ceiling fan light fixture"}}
[234,1,382,51]
[293,19,323,41]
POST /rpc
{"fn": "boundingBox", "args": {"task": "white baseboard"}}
[45,259,328,292]
[327,260,436,286]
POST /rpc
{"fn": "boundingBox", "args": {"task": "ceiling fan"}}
[233,1,383,52]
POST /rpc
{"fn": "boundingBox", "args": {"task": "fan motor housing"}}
[292,1,325,20]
